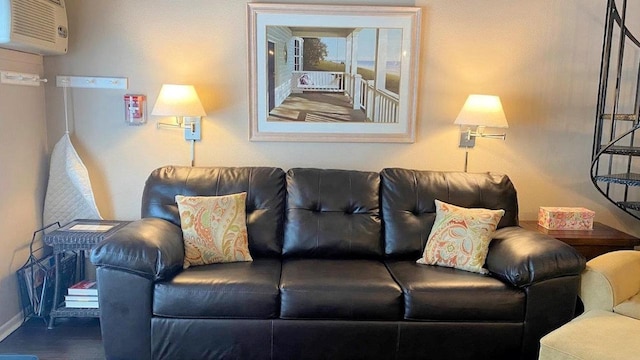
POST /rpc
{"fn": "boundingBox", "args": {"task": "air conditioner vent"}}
[0,0,68,55]
[12,0,56,43]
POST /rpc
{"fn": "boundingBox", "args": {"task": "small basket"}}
[17,223,77,320]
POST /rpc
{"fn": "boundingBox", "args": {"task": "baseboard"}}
[0,312,24,342]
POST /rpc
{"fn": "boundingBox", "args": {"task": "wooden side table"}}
[519,221,640,260]
[43,219,129,329]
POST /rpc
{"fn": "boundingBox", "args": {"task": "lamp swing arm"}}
[462,126,507,141]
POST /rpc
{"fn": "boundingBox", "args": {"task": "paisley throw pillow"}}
[176,193,253,269]
[418,200,504,274]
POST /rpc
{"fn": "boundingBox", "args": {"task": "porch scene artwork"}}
[266,27,403,124]
[248,4,421,142]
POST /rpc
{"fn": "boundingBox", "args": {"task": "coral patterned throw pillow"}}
[175,193,253,269]
[417,200,504,274]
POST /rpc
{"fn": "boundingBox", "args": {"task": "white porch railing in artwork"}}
[347,74,399,123]
[292,71,344,93]
[289,71,400,123]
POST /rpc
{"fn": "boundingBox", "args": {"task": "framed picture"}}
[247,3,422,142]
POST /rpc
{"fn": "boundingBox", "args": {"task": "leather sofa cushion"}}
[152,318,274,360]
[397,322,523,359]
[153,259,281,319]
[142,166,286,258]
[381,168,519,259]
[280,259,402,320]
[283,168,382,258]
[273,320,399,360]
[386,260,525,321]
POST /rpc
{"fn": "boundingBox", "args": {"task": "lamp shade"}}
[151,84,206,117]
[454,94,508,128]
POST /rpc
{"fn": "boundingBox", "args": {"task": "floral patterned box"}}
[537,207,595,230]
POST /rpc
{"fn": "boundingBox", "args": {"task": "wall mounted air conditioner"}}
[0,0,68,56]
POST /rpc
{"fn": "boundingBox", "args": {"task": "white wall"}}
[42,0,640,239]
[0,48,48,338]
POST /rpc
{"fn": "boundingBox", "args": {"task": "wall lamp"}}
[152,84,206,129]
[152,84,206,166]
[454,94,508,172]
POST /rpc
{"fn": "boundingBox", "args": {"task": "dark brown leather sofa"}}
[91,166,585,360]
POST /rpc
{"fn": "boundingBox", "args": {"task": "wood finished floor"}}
[0,318,103,360]
[268,92,368,123]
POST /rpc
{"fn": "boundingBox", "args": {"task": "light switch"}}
[184,118,201,141]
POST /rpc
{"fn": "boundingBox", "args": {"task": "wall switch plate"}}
[184,117,201,141]
[458,130,476,148]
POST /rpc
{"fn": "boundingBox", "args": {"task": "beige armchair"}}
[539,250,640,360]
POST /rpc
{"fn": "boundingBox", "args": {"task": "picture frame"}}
[247,3,422,143]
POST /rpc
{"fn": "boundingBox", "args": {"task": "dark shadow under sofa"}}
[90,166,585,360]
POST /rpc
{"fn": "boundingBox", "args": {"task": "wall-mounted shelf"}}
[56,76,128,89]
[0,71,47,86]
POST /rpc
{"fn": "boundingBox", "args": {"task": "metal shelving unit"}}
[591,0,640,221]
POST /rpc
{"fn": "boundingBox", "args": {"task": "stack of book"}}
[65,280,98,308]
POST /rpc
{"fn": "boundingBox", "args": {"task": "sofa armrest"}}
[486,226,585,288]
[90,217,184,281]
[581,250,640,312]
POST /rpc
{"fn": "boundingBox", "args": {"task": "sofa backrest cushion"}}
[381,168,519,259]
[283,168,382,259]
[142,166,286,258]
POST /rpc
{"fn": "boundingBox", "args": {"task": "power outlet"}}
[184,117,201,141]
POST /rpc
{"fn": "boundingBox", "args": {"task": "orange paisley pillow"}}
[175,193,253,269]
[418,200,504,274]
